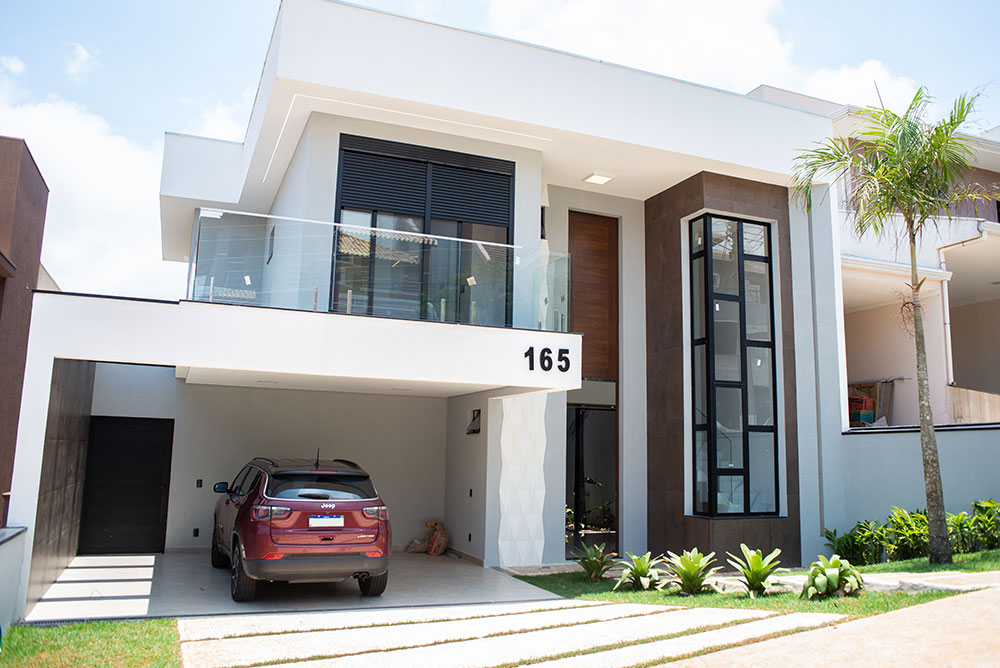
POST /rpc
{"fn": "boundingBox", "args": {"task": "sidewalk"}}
[671,585,1000,668]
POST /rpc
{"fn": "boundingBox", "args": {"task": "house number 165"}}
[524,347,571,372]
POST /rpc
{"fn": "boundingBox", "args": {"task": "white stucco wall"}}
[544,185,648,556]
[90,363,447,550]
[0,529,26,633]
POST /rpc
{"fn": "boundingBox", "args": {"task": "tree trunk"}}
[908,224,952,564]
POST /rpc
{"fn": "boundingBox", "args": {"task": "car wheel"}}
[359,570,388,597]
[230,539,258,602]
[210,520,228,568]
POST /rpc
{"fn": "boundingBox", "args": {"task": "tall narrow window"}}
[690,215,778,516]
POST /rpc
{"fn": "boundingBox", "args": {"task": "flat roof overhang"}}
[24,292,582,397]
[159,0,836,261]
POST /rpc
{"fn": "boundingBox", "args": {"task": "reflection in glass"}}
[745,261,771,341]
[370,212,425,319]
[461,223,508,327]
[694,344,707,425]
[333,208,375,314]
[714,300,742,381]
[427,220,460,322]
[715,387,743,469]
[717,476,745,513]
[743,223,768,256]
[692,257,705,338]
[748,347,774,426]
[711,217,739,295]
[695,431,709,515]
[692,218,705,253]
[749,432,776,512]
[566,406,618,557]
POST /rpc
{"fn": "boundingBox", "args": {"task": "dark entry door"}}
[78,417,174,554]
[566,405,618,557]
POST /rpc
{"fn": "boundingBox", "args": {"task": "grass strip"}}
[193,601,612,641]
[625,618,846,667]
[238,609,683,668]
[480,616,768,668]
[0,617,181,668]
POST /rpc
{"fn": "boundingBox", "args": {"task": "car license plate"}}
[309,515,344,528]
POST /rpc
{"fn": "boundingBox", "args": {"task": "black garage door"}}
[78,416,174,554]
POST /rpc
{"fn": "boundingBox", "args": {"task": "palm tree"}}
[792,88,998,564]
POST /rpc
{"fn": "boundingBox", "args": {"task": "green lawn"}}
[516,572,956,618]
[0,618,180,668]
[855,549,1000,574]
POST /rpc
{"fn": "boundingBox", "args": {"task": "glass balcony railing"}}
[188,208,571,332]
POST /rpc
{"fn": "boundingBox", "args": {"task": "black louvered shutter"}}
[430,165,512,227]
[339,151,426,216]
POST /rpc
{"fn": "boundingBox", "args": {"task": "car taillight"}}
[362,506,389,522]
[251,505,292,522]
[365,550,383,558]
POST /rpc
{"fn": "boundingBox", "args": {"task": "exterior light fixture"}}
[583,173,614,185]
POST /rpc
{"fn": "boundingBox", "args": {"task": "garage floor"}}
[26,550,560,623]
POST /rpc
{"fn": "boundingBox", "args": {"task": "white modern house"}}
[4,0,999,622]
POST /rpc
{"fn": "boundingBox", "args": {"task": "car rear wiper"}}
[297,492,330,499]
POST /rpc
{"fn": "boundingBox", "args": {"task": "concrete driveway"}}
[26,550,558,622]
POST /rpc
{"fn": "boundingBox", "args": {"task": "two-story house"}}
[5,0,1000,622]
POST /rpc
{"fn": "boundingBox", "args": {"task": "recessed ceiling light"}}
[256,379,279,384]
[583,173,614,185]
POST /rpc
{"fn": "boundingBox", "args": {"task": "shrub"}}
[572,542,617,582]
[663,548,721,595]
[613,552,667,591]
[883,507,929,561]
[947,511,977,554]
[824,520,884,565]
[972,499,1000,550]
[800,554,863,600]
[726,544,781,598]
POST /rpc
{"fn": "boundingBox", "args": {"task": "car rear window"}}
[266,473,376,500]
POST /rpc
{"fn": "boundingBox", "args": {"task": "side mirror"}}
[213,482,229,494]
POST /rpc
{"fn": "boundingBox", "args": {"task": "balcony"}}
[187,209,570,332]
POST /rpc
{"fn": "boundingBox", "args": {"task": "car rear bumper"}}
[243,553,390,583]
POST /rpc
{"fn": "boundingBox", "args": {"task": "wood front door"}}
[569,211,619,380]
[78,417,174,554]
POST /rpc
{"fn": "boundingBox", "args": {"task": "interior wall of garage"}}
[90,363,447,550]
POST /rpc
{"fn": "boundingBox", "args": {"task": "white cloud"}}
[65,43,98,82]
[801,59,918,113]
[185,101,246,142]
[0,82,186,300]
[184,86,255,142]
[485,0,797,94]
[0,56,25,76]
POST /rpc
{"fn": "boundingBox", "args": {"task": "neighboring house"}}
[0,136,48,634]
[0,137,48,527]
[5,0,1000,621]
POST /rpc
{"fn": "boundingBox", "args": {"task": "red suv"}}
[211,457,391,601]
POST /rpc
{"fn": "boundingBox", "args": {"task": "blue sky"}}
[2,0,998,298]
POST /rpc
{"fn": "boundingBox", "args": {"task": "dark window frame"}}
[330,134,515,326]
[689,214,780,518]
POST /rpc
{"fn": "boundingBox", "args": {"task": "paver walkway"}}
[178,599,840,667]
[671,585,1000,668]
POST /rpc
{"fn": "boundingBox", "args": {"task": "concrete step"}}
[181,603,689,668]
[178,598,600,641]
[532,612,843,667]
[264,606,770,668]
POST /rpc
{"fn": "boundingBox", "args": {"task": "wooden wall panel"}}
[569,211,619,381]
